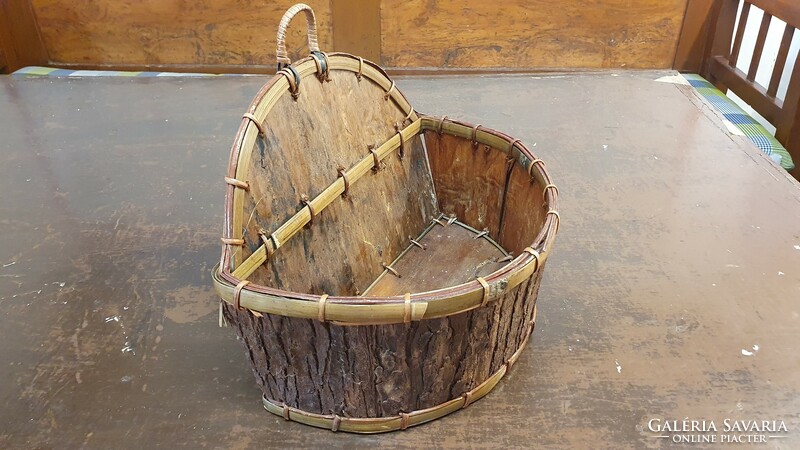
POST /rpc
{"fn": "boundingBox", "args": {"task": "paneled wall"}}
[30,0,334,70]
[2,0,690,73]
[380,0,688,69]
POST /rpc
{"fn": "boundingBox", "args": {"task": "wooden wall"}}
[30,0,334,71]
[381,0,689,69]
[2,0,691,73]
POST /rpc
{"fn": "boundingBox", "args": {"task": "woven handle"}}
[276,3,320,67]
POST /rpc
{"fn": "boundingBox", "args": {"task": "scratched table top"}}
[1,71,798,449]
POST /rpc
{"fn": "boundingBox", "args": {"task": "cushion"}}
[684,73,795,171]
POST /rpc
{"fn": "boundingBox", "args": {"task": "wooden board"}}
[498,161,548,255]
[425,127,548,256]
[380,0,688,69]
[20,0,690,72]
[424,131,508,238]
[0,0,48,73]
[30,0,333,67]
[365,221,509,297]
[239,68,438,296]
[673,0,715,72]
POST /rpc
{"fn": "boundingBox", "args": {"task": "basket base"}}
[363,217,510,296]
[260,307,537,434]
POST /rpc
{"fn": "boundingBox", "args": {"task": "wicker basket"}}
[212,3,560,434]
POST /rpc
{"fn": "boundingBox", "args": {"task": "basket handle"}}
[276,3,320,68]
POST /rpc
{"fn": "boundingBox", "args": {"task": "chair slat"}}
[768,24,795,97]
[730,2,752,66]
[748,13,773,80]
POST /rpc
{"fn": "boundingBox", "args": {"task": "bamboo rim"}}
[260,306,538,433]
[215,53,559,326]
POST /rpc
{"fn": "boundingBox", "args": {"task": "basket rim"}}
[214,52,560,325]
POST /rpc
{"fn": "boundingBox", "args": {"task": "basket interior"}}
[362,218,510,297]
[229,60,547,298]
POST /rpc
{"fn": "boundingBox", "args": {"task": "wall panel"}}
[30,0,333,68]
[14,0,691,72]
[380,0,688,69]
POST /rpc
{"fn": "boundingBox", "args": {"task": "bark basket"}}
[212,3,560,434]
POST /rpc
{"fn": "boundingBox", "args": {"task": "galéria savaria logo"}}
[647,418,789,444]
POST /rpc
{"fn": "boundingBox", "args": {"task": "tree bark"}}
[223,269,543,418]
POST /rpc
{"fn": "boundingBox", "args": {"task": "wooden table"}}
[1,71,798,448]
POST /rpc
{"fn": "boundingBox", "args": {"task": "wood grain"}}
[380,0,688,69]
[30,0,333,66]
[25,0,692,71]
[332,0,381,62]
[673,0,715,73]
[425,132,507,238]
[0,0,48,73]
[365,222,509,297]
[239,69,437,296]
[498,161,547,255]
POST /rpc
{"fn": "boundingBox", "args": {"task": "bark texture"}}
[224,268,543,417]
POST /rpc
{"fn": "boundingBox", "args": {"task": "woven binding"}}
[528,158,545,178]
[471,124,482,149]
[476,277,490,306]
[317,294,329,322]
[224,176,249,191]
[216,110,560,326]
[233,280,250,310]
[221,237,245,246]
[546,210,561,232]
[337,166,350,197]
[276,3,320,66]
[242,113,265,137]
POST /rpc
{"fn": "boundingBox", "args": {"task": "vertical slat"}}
[768,24,796,97]
[775,52,800,151]
[674,0,719,72]
[778,55,800,177]
[0,0,49,73]
[730,2,752,66]
[747,12,772,80]
[702,0,741,89]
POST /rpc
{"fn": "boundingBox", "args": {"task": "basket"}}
[212,3,560,434]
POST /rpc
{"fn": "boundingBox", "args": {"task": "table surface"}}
[1,71,799,449]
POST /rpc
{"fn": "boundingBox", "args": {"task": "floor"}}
[1,71,799,449]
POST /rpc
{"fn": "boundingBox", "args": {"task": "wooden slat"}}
[748,0,800,30]
[0,0,48,73]
[747,12,772,80]
[702,0,740,83]
[775,50,800,161]
[710,55,783,122]
[674,0,717,72]
[768,24,796,97]
[730,2,752,67]
[231,119,424,281]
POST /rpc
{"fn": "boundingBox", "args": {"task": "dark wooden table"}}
[1,71,799,449]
